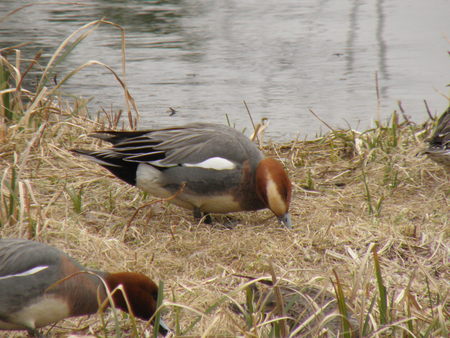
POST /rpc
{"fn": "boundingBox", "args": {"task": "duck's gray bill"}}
[157,318,171,335]
[278,212,292,228]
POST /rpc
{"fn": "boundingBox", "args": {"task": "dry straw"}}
[1,12,449,338]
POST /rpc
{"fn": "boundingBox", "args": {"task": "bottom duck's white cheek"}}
[183,157,236,170]
[0,265,48,280]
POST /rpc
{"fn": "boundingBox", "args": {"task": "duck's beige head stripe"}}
[256,158,292,216]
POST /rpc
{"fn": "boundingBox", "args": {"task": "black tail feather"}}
[89,131,151,145]
[71,149,138,186]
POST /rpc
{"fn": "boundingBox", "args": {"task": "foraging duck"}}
[72,123,292,227]
[424,107,450,169]
[0,239,168,336]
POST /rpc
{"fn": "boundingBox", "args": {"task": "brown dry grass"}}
[1,94,448,337]
[1,19,449,337]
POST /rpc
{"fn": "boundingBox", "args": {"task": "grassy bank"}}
[1,23,449,337]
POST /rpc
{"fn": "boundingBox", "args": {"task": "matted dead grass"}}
[1,93,448,336]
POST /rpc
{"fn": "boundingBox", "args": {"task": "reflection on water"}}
[375,0,388,86]
[0,0,448,140]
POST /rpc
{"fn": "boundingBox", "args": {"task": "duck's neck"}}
[52,266,108,316]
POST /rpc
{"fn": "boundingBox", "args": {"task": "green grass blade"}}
[171,289,181,335]
[331,270,351,338]
[153,280,164,338]
[0,60,13,121]
[244,286,255,328]
[65,186,83,214]
[362,293,378,336]
[372,247,388,325]
[361,167,374,215]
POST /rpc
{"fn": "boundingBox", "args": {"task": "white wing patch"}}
[0,265,49,280]
[183,157,236,170]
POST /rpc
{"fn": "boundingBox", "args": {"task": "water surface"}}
[1,0,448,140]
